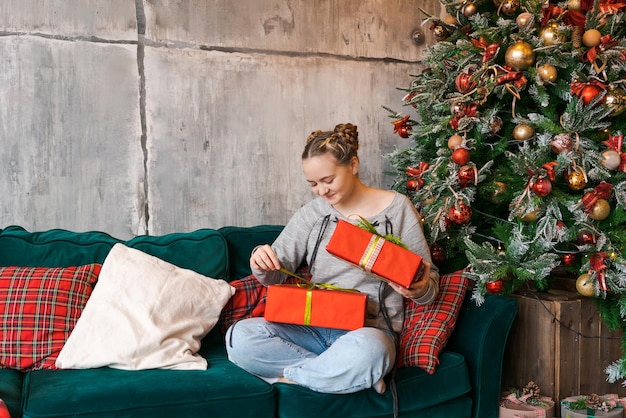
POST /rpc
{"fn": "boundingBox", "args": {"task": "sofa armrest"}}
[446,294,517,418]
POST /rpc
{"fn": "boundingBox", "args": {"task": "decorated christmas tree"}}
[385,0,626,381]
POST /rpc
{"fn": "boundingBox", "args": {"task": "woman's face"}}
[302,153,358,206]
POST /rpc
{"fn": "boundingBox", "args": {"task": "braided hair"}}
[302,123,359,166]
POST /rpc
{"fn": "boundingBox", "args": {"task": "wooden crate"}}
[501,289,626,408]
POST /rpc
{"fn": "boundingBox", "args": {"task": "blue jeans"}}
[225,317,396,394]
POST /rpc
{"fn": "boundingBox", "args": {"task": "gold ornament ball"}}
[582,29,602,47]
[576,273,595,297]
[567,170,587,190]
[601,150,621,170]
[505,41,535,71]
[606,87,626,117]
[537,63,558,83]
[516,12,533,28]
[517,209,538,222]
[512,124,535,141]
[539,22,565,46]
[490,181,508,204]
[462,2,478,17]
[589,199,611,221]
[448,134,464,150]
[443,15,458,25]
[568,0,582,10]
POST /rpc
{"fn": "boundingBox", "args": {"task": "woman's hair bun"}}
[333,123,358,151]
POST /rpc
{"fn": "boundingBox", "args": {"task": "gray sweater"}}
[252,191,439,332]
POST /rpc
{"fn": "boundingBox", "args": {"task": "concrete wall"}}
[0,0,440,239]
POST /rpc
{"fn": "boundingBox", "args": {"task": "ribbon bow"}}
[496,67,528,91]
[583,34,618,73]
[580,181,613,213]
[449,103,478,130]
[541,6,563,26]
[406,162,431,190]
[562,9,586,33]
[590,252,609,291]
[599,0,626,13]
[603,134,626,172]
[279,267,359,293]
[392,115,411,137]
[542,162,558,181]
[471,38,501,63]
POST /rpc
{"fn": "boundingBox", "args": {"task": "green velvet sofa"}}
[0,225,517,418]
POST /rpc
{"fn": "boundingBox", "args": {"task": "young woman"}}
[226,123,439,394]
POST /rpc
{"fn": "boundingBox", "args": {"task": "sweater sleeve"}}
[251,202,319,286]
[395,194,440,305]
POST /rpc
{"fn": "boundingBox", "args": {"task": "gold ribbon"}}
[278,268,360,293]
[304,289,313,325]
[278,268,361,326]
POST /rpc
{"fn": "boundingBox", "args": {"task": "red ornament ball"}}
[406,179,420,191]
[577,230,597,245]
[485,279,505,294]
[532,177,552,197]
[455,72,476,94]
[451,148,471,165]
[561,253,577,266]
[396,125,412,138]
[457,165,476,188]
[447,202,472,225]
[580,84,604,105]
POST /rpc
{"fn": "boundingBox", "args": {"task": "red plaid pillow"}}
[218,271,305,334]
[218,274,269,334]
[0,264,101,371]
[397,269,469,373]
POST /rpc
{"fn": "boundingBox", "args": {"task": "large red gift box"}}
[325,219,424,288]
[264,284,367,330]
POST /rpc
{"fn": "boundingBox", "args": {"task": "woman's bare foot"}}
[373,378,386,394]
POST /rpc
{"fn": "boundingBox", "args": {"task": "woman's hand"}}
[250,244,281,271]
[387,261,432,299]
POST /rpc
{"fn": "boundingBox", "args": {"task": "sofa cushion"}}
[0,226,229,279]
[0,369,23,418]
[274,350,472,418]
[126,229,229,278]
[23,345,275,418]
[397,269,469,373]
[0,264,101,371]
[56,244,234,371]
[218,225,283,280]
[0,226,119,267]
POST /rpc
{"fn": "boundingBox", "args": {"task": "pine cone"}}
[522,381,540,399]
[572,26,582,49]
[586,393,601,409]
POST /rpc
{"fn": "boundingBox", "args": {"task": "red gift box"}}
[264,284,367,330]
[325,219,424,288]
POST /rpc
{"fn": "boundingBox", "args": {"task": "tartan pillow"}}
[218,274,269,334]
[218,273,305,334]
[0,264,101,371]
[397,269,469,373]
